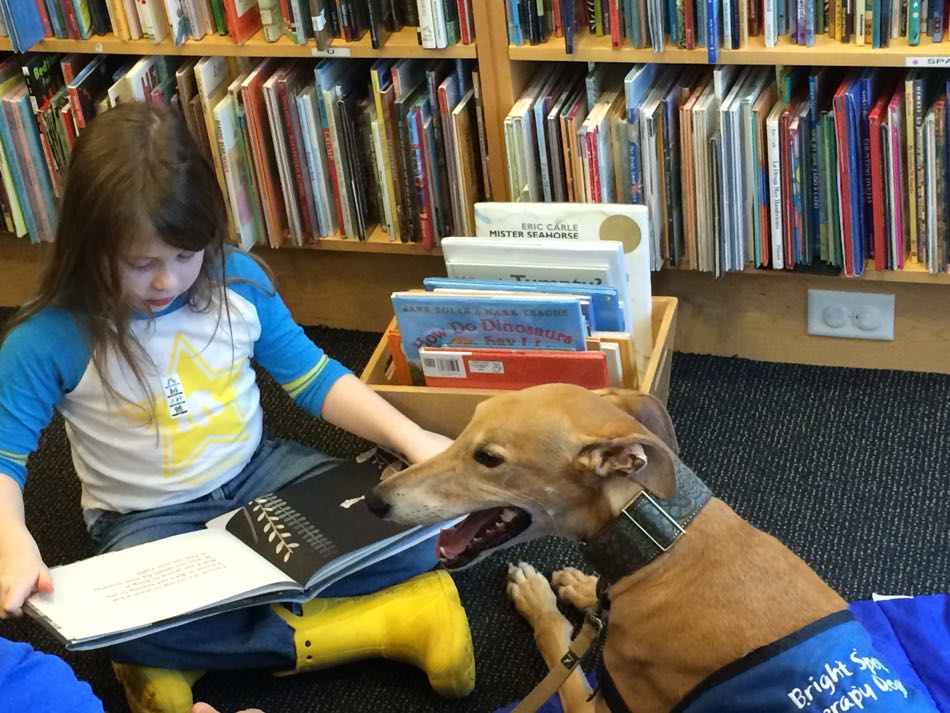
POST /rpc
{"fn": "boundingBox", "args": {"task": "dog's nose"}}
[364,490,391,518]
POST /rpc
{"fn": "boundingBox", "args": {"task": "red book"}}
[223,0,263,44]
[585,126,601,201]
[684,0,696,47]
[833,76,856,277]
[551,0,562,36]
[410,104,435,250]
[277,68,316,241]
[420,347,610,390]
[240,59,288,247]
[779,95,800,269]
[868,92,889,272]
[609,0,622,47]
[33,0,52,36]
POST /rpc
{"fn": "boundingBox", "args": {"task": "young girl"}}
[0,103,474,713]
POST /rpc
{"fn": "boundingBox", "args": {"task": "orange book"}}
[386,328,413,386]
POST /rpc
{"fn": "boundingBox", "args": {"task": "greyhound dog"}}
[366,384,936,713]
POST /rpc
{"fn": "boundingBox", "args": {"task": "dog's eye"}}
[473,448,504,468]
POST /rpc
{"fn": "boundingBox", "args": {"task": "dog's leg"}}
[507,563,596,713]
[551,568,599,611]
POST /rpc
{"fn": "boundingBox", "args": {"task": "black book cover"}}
[224,448,411,587]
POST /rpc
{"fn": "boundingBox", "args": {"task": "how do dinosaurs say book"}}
[24,449,455,651]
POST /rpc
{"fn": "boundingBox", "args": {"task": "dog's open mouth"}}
[436,506,532,569]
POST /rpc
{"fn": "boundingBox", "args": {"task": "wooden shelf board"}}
[281,226,442,255]
[0,27,475,59]
[510,30,950,66]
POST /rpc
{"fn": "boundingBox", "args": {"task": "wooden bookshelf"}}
[509,30,950,66]
[0,26,476,59]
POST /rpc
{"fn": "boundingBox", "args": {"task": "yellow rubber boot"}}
[111,662,205,713]
[272,570,475,698]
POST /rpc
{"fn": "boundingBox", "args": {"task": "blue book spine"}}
[11,90,55,242]
[628,112,643,204]
[805,0,815,44]
[563,0,576,52]
[707,0,719,62]
[0,95,37,242]
[790,130,803,263]
[0,0,46,52]
[846,88,865,274]
[872,0,882,45]
[422,278,625,333]
[510,0,524,45]
[42,0,65,38]
[858,72,874,259]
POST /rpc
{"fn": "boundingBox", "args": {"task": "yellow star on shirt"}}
[130,333,253,482]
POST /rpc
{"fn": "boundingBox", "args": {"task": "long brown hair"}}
[3,102,230,416]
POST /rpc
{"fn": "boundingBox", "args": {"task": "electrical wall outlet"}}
[807,289,895,341]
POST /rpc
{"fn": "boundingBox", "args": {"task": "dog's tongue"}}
[437,507,505,557]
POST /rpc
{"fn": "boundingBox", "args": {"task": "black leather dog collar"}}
[579,462,712,585]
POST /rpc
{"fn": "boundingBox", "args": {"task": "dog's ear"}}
[594,389,679,455]
[576,433,677,499]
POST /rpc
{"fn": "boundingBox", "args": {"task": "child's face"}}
[120,225,204,312]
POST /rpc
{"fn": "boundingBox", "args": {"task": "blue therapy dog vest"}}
[599,611,938,713]
[670,611,938,713]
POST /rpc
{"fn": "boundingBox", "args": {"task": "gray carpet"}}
[1,324,948,712]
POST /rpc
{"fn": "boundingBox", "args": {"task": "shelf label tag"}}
[906,56,950,67]
[311,46,352,57]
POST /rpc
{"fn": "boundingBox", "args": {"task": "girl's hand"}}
[401,428,453,466]
[0,525,51,618]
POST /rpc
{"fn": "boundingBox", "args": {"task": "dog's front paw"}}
[552,567,599,611]
[507,562,565,630]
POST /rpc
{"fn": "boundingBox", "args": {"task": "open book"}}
[25,448,453,651]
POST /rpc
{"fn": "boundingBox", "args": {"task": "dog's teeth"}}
[439,546,448,558]
[501,509,517,523]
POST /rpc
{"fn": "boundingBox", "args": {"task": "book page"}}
[26,528,294,645]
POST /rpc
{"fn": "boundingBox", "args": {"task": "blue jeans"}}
[89,438,438,671]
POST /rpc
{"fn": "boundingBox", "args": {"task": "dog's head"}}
[367,384,679,569]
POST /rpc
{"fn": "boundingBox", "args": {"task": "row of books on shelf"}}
[506,61,950,277]
[385,203,654,391]
[508,0,950,55]
[0,0,474,52]
[0,51,489,248]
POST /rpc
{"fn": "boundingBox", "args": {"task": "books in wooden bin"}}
[419,346,610,389]
[391,289,589,385]
[24,448,454,651]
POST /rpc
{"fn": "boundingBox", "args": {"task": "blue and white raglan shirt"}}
[0,249,350,523]
[670,611,938,713]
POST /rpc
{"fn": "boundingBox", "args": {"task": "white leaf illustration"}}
[268,531,276,543]
[283,552,290,563]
